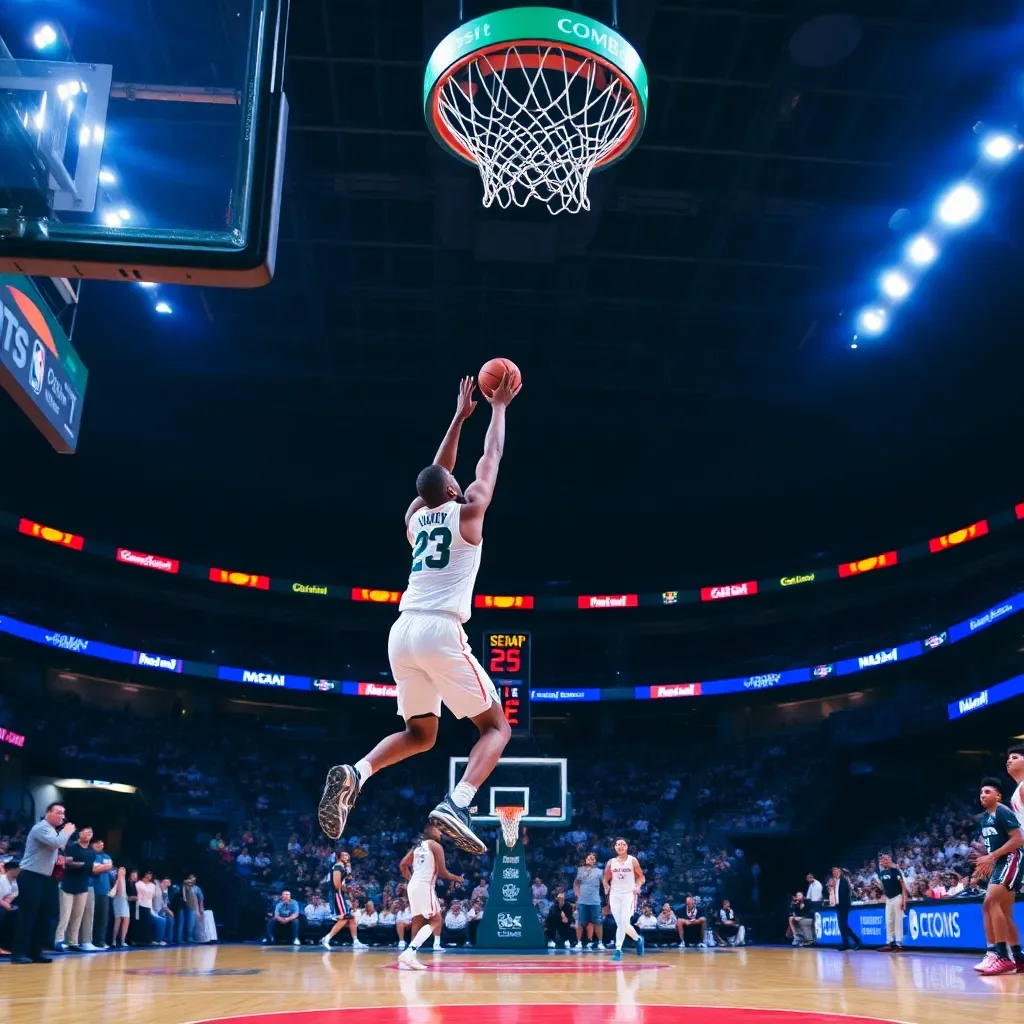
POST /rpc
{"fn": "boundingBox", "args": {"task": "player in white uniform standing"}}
[604,838,646,960]
[397,823,464,970]
[319,374,521,855]
[1009,745,1024,827]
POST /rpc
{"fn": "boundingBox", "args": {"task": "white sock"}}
[410,924,433,950]
[451,780,477,809]
[354,759,373,786]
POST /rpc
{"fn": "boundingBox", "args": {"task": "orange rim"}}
[430,39,641,169]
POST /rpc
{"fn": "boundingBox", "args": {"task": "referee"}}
[11,802,75,964]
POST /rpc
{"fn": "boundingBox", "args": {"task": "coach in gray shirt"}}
[11,802,75,964]
[573,852,604,950]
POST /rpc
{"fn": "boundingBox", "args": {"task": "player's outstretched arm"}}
[405,376,477,526]
[463,373,521,520]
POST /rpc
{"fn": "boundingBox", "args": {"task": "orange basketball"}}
[478,357,522,398]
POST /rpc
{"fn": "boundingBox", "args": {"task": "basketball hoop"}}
[495,806,525,849]
[424,8,648,214]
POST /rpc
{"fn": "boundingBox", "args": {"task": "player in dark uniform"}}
[974,776,1024,975]
[319,851,366,951]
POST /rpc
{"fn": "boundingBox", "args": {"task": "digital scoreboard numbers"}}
[484,631,532,736]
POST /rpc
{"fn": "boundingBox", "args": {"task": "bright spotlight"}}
[937,183,981,226]
[33,24,58,50]
[79,126,91,146]
[880,270,911,300]
[155,302,173,315]
[983,134,1015,161]
[850,343,858,349]
[857,308,887,335]
[102,212,122,228]
[67,81,81,97]
[138,282,157,289]
[98,169,116,185]
[907,235,938,266]
[117,208,131,222]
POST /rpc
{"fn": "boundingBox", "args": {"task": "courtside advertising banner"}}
[814,900,988,950]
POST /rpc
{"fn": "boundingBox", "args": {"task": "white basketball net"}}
[496,806,525,848]
[436,46,638,215]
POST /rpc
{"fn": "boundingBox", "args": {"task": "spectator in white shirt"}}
[0,861,19,954]
[636,904,658,933]
[656,903,678,946]
[395,900,412,948]
[378,900,398,945]
[805,874,823,903]
[532,878,548,905]
[135,872,158,945]
[471,879,489,904]
[445,901,470,946]
[466,899,483,946]
[305,895,328,928]
[357,901,379,945]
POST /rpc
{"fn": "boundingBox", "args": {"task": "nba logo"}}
[29,340,45,394]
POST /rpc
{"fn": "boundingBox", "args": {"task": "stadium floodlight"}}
[857,307,887,335]
[982,133,1016,162]
[102,211,122,227]
[155,302,173,314]
[906,235,938,266]
[98,169,116,185]
[937,183,981,226]
[33,24,58,50]
[117,208,131,222]
[138,282,157,289]
[880,270,911,300]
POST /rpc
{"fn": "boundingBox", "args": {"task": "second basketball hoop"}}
[424,7,648,214]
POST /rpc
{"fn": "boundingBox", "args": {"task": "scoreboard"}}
[483,631,532,736]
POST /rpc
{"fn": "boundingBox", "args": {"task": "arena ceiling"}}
[1,0,1022,588]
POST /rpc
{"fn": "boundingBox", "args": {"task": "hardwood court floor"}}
[3,945,1024,1024]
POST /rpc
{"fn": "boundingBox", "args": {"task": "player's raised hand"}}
[486,372,522,407]
[456,376,478,420]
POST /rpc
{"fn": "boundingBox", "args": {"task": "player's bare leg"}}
[318,715,438,840]
[429,701,511,854]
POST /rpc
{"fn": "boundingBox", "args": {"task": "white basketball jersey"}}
[400,501,482,623]
[1012,781,1024,827]
[411,840,436,883]
[608,855,637,895]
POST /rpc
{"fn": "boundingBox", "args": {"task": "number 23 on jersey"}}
[411,526,452,571]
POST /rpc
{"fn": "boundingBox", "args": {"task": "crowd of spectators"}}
[0,804,214,959]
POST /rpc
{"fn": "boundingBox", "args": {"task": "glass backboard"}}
[449,756,569,826]
[0,0,288,287]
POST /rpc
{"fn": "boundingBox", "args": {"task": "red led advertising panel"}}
[700,581,757,602]
[116,548,180,574]
[577,594,639,610]
[474,595,536,610]
[648,683,702,699]
[18,518,84,550]
[358,681,397,698]
[209,568,270,590]
[838,551,898,578]
[351,588,402,604]
[928,520,989,553]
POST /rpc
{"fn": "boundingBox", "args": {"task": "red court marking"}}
[191,1003,908,1024]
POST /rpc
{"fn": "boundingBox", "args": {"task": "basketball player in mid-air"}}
[319,373,521,855]
[974,775,1024,975]
[604,838,646,960]
[396,823,464,970]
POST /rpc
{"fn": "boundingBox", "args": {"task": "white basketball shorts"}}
[407,879,439,920]
[388,611,499,721]
[610,892,637,925]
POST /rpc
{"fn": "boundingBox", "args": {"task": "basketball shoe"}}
[974,950,997,972]
[981,956,1017,976]
[318,765,360,840]
[428,795,487,855]
[398,948,427,971]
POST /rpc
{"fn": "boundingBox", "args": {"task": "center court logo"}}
[502,884,520,901]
